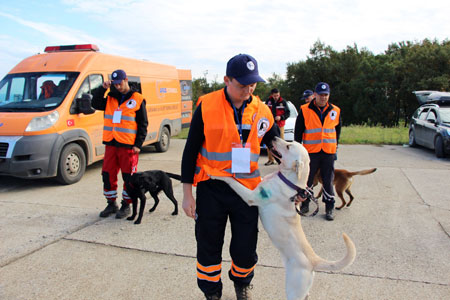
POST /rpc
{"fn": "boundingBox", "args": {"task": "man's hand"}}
[182,184,196,219]
[132,146,140,154]
[293,194,307,205]
[275,116,281,122]
[102,80,112,89]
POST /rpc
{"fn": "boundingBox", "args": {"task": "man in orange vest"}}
[92,69,148,219]
[294,82,341,221]
[181,54,279,300]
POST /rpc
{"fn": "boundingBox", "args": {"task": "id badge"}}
[112,109,122,124]
[231,143,251,173]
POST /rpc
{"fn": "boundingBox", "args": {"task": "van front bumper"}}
[0,134,60,179]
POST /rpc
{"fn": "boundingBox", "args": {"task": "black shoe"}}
[115,200,130,219]
[234,283,253,300]
[204,292,221,300]
[264,160,275,166]
[300,202,310,214]
[99,200,118,217]
[325,208,334,221]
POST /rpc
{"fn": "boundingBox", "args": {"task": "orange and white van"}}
[177,69,193,128]
[0,44,191,184]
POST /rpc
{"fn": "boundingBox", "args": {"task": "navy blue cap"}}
[315,82,330,94]
[111,69,127,84]
[301,89,314,100]
[226,54,265,85]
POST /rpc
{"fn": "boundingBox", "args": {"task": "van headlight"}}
[25,111,59,132]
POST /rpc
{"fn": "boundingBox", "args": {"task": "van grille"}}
[0,143,8,157]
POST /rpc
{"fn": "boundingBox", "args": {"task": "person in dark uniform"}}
[264,88,290,165]
[181,54,279,300]
[301,89,314,104]
[294,82,341,221]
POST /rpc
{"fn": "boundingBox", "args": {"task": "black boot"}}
[299,199,310,214]
[99,200,118,217]
[115,200,130,219]
[204,292,221,300]
[325,203,334,221]
[234,283,253,300]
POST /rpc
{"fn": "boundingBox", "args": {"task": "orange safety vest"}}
[103,92,144,146]
[194,89,274,190]
[300,103,340,154]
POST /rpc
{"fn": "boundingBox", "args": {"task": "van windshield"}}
[0,72,79,112]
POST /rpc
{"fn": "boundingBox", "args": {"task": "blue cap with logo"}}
[226,54,265,85]
[315,82,330,94]
[111,69,127,84]
[301,89,314,100]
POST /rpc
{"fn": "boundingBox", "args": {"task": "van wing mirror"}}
[78,93,96,115]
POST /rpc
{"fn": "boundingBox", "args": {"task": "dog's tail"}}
[348,167,377,177]
[309,233,356,272]
[166,172,182,181]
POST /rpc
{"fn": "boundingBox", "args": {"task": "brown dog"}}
[313,168,377,209]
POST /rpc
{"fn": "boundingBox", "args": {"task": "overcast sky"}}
[1,0,448,83]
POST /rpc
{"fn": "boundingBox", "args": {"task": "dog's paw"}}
[172,211,178,216]
[127,216,135,221]
[134,219,141,225]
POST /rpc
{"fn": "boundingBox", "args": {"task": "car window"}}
[426,110,437,122]
[418,108,429,120]
[439,107,450,123]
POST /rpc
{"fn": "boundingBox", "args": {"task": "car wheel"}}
[155,127,170,152]
[408,130,417,147]
[434,135,445,158]
[56,143,86,184]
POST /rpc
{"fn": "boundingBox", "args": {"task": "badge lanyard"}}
[231,101,247,146]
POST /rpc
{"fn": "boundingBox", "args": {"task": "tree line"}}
[192,38,450,127]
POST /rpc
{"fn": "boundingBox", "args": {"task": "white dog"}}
[212,137,356,300]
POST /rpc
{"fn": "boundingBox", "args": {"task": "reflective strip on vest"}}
[304,128,322,134]
[199,147,259,163]
[104,114,136,122]
[239,124,252,130]
[103,126,137,134]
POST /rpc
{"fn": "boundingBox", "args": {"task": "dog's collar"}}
[277,172,304,194]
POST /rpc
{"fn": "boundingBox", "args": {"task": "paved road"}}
[0,140,449,299]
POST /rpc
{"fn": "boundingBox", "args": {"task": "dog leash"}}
[277,172,319,217]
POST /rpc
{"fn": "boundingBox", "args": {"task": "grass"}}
[340,125,409,145]
[174,125,410,145]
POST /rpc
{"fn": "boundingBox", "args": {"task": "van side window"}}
[70,74,103,114]
[107,74,142,93]
[127,76,142,93]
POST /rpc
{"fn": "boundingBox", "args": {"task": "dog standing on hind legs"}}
[125,170,181,224]
[314,168,377,209]
[212,137,356,300]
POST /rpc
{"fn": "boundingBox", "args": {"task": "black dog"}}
[125,170,181,224]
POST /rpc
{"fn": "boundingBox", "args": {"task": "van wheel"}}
[434,136,445,158]
[56,143,86,184]
[155,127,170,152]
